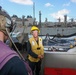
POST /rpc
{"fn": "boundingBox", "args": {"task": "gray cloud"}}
[71,0,76,3]
[50,9,70,21]
[45,3,54,7]
[9,0,33,5]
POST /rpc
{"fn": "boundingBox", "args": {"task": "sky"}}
[0,0,76,22]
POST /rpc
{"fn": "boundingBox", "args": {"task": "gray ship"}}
[13,14,76,37]
[39,15,76,37]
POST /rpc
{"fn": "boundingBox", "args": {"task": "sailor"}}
[27,26,44,75]
[44,33,50,46]
[0,6,32,75]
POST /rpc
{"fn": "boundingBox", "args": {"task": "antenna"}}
[33,2,35,25]
[39,11,41,27]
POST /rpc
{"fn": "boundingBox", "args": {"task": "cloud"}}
[63,2,70,6]
[45,3,54,7]
[50,9,70,21]
[71,0,76,3]
[9,0,33,5]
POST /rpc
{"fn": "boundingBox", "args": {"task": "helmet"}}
[31,26,40,33]
[0,6,13,35]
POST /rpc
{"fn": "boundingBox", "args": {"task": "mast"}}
[33,2,35,25]
[39,11,41,28]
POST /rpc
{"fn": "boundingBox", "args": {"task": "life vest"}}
[28,37,44,62]
[0,41,32,75]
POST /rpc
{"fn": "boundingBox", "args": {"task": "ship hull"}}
[40,27,76,37]
[41,48,76,75]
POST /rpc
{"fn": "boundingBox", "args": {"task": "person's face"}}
[32,30,38,38]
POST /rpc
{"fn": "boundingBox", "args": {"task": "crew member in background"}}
[0,6,31,75]
[27,26,44,75]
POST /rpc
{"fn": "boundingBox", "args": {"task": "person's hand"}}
[38,55,42,58]
[38,55,44,59]
[41,55,44,58]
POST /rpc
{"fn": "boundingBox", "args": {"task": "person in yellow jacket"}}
[27,26,44,75]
